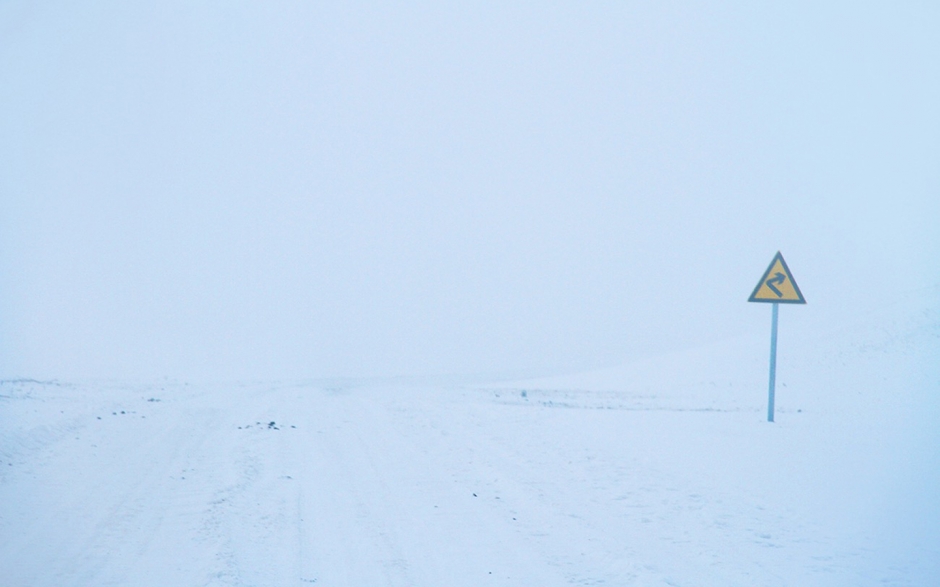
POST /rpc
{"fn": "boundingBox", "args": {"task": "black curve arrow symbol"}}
[766,272,786,297]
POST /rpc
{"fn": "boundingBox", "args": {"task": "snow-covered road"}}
[2,302,938,586]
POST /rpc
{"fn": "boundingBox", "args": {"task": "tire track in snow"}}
[3,395,224,586]
[290,386,569,587]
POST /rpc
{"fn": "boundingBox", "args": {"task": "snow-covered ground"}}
[2,292,938,586]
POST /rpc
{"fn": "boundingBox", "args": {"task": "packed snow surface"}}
[1,298,938,586]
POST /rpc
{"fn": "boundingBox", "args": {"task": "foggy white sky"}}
[1,2,938,380]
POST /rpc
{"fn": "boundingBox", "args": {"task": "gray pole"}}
[768,302,779,422]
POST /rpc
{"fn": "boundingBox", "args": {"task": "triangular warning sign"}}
[748,252,806,304]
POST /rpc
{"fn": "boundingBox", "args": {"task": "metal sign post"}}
[767,302,779,422]
[748,252,805,422]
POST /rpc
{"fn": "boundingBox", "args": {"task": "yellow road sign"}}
[748,252,805,304]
